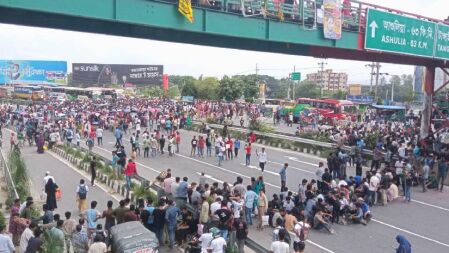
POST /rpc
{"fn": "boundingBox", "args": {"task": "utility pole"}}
[318,61,327,98]
[374,62,381,100]
[292,65,296,100]
[365,62,376,93]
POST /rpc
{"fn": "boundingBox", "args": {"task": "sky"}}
[0,0,447,85]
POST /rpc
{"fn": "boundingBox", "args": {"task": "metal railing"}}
[0,149,19,200]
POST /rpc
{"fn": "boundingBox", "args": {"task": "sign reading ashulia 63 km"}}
[365,8,449,60]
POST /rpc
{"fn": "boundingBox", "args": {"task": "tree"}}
[141,87,164,97]
[181,81,198,97]
[168,85,180,99]
[235,75,259,99]
[195,77,219,100]
[218,75,243,101]
[169,75,196,91]
[295,81,321,99]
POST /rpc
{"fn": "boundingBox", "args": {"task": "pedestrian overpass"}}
[1,0,449,136]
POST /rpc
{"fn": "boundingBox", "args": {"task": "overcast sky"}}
[0,0,447,85]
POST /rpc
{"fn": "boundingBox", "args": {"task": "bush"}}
[8,150,30,202]
[248,119,274,133]
[132,183,157,203]
[0,211,5,230]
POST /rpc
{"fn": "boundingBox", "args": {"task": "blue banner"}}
[347,95,374,103]
[0,60,67,85]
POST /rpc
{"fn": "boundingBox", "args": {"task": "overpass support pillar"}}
[420,66,435,139]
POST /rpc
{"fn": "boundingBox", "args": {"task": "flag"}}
[178,0,194,23]
[276,1,284,22]
[162,74,169,91]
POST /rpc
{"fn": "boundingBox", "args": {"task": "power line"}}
[318,61,327,97]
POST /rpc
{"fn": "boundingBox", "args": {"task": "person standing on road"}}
[245,143,252,166]
[76,179,89,213]
[234,215,248,253]
[114,127,122,147]
[45,178,58,211]
[165,200,180,250]
[124,159,137,192]
[95,127,103,146]
[90,157,97,187]
[279,163,288,190]
[82,201,102,241]
[175,131,181,153]
[270,229,290,253]
[437,157,448,192]
[244,185,258,226]
[190,136,198,157]
[198,136,205,158]
[234,138,241,158]
[159,134,166,155]
[62,212,77,253]
[256,148,268,173]
[206,134,212,157]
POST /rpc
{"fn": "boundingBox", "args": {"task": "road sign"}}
[291,72,301,81]
[365,9,437,58]
[435,23,449,60]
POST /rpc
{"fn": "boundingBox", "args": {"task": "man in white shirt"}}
[19,223,37,253]
[0,224,15,253]
[368,173,380,206]
[96,127,103,146]
[87,234,107,253]
[270,229,289,253]
[210,198,222,221]
[256,148,268,173]
[209,228,226,253]
[198,231,213,253]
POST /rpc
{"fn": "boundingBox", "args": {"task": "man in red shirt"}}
[226,138,234,160]
[245,143,251,166]
[175,131,181,153]
[198,136,205,158]
[124,159,137,192]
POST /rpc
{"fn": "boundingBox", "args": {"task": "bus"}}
[0,87,12,98]
[13,86,45,101]
[296,98,354,114]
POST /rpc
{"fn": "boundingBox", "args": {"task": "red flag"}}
[162,74,169,91]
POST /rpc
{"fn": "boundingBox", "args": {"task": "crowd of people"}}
[1,96,442,253]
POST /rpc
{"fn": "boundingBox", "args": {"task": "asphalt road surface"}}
[73,128,449,253]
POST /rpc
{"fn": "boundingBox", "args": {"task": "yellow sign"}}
[178,0,194,23]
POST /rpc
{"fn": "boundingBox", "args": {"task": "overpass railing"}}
[157,0,448,33]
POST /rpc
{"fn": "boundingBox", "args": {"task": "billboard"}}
[0,60,67,85]
[72,63,163,86]
[347,95,374,104]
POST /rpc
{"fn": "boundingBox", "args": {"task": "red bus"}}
[296,98,354,121]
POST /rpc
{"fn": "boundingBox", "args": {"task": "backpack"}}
[78,185,87,199]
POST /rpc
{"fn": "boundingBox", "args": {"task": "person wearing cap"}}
[208,227,226,253]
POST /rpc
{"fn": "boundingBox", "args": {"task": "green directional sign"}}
[435,24,449,60]
[291,72,301,81]
[365,8,437,58]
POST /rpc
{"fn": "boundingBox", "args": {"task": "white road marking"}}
[175,153,280,189]
[47,150,121,202]
[372,218,449,248]
[269,161,314,175]
[93,145,161,174]
[239,163,278,176]
[411,199,449,212]
[284,155,317,166]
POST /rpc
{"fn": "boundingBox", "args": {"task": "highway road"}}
[80,128,449,253]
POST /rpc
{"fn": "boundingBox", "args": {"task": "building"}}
[306,69,348,91]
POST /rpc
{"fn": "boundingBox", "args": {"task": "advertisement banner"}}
[323,0,342,40]
[347,95,374,104]
[0,60,67,85]
[72,63,163,86]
